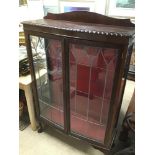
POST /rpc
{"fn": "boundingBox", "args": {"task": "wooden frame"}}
[23,11,134,152]
[66,38,125,149]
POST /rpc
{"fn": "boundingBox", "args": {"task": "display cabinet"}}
[22,11,134,151]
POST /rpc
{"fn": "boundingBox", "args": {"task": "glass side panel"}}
[69,43,118,143]
[30,36,64,127]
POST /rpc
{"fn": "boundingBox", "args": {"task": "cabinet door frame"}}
[24,30,68,133]
[65,38,125,148]
[24,29,128,149]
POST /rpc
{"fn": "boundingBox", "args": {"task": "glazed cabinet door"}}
[68,40,120,145]
[29,35,65,129]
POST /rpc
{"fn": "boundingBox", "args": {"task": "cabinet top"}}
[22,11,134,38]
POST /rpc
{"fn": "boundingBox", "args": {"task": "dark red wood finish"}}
[22,11,135,151]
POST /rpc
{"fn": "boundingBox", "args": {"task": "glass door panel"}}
[69,43,118,143]
[30,36,64,128]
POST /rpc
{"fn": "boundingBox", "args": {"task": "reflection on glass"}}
[30,36,64,127]
[69,43,118,143]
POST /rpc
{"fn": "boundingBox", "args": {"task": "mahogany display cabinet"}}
[22,11,135,151]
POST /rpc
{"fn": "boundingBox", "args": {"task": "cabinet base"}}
[37,116,118,153]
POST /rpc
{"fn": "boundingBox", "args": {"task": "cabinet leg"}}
[37,123,44,133]
[92,145,109,154]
